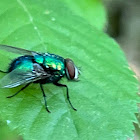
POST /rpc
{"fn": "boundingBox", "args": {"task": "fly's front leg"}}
[54,82,77,111]
[40,84,50,113]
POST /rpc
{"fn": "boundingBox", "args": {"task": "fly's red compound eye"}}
[65,58,79,80]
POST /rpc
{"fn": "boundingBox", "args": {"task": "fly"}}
[0,45,80,113]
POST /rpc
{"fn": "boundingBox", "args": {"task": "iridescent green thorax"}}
[44,53,65,75]
[33,53,66,83]
[34,53,65,75]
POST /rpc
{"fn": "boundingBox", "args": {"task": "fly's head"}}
[65,58,80,81]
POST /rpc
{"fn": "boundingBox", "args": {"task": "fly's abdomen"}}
[8,55,34,72]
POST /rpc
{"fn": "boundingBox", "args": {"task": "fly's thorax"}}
[43,54,65,75]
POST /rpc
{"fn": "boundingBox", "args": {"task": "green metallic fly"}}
[0,45,80,113]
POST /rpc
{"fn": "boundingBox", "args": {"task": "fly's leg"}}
[54,82,77,111]
[40,84,50,113]
[0,70,8,73]
[7,83,30,98]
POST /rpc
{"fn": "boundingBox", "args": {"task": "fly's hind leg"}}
[40,84,51,113]
[0,70,8,73]
[7,83,30,98]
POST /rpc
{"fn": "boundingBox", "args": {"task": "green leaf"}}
[0,0,139,140]
[61,0,107,30]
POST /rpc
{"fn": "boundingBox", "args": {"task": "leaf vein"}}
[16,0,47,50]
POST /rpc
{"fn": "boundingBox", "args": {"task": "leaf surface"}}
[0,0,139,140]
[61,0,107,30]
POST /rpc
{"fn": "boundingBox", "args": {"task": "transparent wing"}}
[0,65,51,88]
[0,45,39,56]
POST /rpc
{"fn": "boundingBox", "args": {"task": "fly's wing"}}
[0,45,39,56]
[0,63,51,88]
